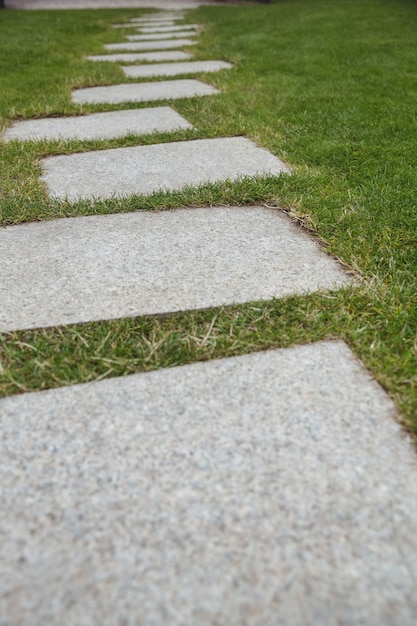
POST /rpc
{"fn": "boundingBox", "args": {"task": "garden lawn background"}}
[0,0,416,435]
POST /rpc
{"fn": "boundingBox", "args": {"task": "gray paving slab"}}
[122,60,233,78]
[87,50,192,63]
[1,341,417,625]
[131,14,185,21]
[126,32,198,40]
[41,137,289,200]
[0,206,349,331]
[71,79,217,105]
[138,24,199,33]
[112,23,151,28]
[131,20,181,26]
[1,107,192,142]
[104,38,196,51]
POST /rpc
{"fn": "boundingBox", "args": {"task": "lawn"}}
[0,0,416,434]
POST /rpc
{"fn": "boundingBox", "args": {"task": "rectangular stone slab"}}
[42,137,289,200]
[138,24,199,33]
[71,79,218,105]
[1,342,417,625]
[2,107,192,142]
[122,60,233,78]
[104,39,195,51]
[0,206,349,331]
[87,51,192,63]
[127,31,197,41]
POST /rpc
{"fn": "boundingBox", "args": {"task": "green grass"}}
[0,0,416,434]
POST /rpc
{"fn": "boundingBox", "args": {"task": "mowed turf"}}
[0,0,416,434]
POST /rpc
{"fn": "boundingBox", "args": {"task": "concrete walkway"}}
[2,4,417,625]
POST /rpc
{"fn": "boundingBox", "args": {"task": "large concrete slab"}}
[41,137,289,200]
[126,31,198,40]
[71,79,218,105]
[87,50,192,63]
[104,38,196,51]
[1,107,192,142]
[1,341,417,625]
[0,206,349,331]
[122,60,233,78]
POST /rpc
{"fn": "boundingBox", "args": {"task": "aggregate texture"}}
[86,50,192,62]
[1,107,192,142]
[104,38,196,51]
[1,342,416,625]
[0,206,350,331]
[71,78,217,104]
[122,60,232,77]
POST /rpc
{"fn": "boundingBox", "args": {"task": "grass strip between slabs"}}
[1,0,416,434]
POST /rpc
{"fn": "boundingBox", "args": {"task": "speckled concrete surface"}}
[87,50,192,62]
[41,137,289,200]
[1,341,416,625]
[122,60,232,78]
[104,38,196,51]
[1,107,192,142]
[0,206,350,331]
[71,78,217,104]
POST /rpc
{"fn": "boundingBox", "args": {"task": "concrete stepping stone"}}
[122,60,233,78]
[112,23,154,28]
[87,51,192,63]
[138,24,199,33]
[130,16,185,23]
[42,137,290,200]
[71,79,218,105]
[0,206,349,331]
[104,39,196,51]
[1,341,416,625]
[126,32,198,41]
[132,18,178,24]
[1,107,192,142]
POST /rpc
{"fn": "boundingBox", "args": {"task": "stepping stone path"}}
[2,5,417,625]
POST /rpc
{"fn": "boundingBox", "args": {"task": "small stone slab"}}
[42,137,288,200]
[138,24,199,33]
[131,15,185,22]
[0,206,349,331]
[2,341,417,624]
[133,20,177,27]
[104,39,195,51]
[122,60,233,78]
[127,32,197,41]
[112,23,150,28]
[87,51,192,63]
[71,79,217,105]
[2,107,192,142]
